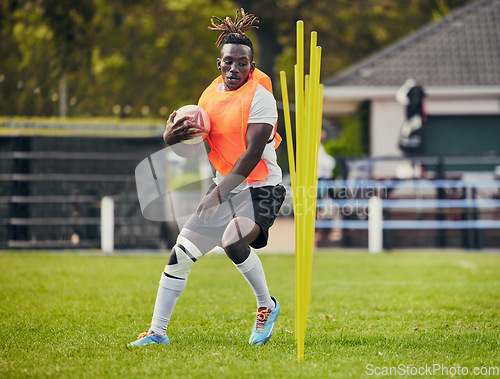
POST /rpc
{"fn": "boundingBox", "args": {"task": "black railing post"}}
[462,186,474,249]
[436,156,446,248]
[8,137,31,246]
[471,187,483,250]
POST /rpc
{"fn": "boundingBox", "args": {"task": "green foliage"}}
[324,101,370,162]
[324,114,364,158]
[0,250,499,377]
[0,0,471,117]
[1,0,236,117]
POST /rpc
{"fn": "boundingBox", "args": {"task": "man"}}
[128,9,286,347]
[397,78,427,155]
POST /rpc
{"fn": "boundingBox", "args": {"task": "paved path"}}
[260,217,295,254]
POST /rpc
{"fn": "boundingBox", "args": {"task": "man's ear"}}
[250,61,256,74]
[217,58,221,70]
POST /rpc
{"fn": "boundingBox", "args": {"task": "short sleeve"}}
[248,84,278,128]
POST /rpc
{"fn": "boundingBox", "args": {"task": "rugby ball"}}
[173,105,211,144]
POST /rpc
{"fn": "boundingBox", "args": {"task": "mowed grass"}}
[0,250,499,378]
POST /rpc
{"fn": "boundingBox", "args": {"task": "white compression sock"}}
[234,249,275,310]
[149,274,187,335]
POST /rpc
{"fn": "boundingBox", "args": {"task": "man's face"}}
[217,43,255,91]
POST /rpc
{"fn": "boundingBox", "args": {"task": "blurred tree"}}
[0,1,23,114]
[83,0,235,117]
[40,0,95,116]
[1,1,49,115]
[1,0,94,116]
[0,0,471,118]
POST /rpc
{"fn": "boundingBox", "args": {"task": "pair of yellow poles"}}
[280,21,323,362]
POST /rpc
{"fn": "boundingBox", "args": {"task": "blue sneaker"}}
[249,296,280,345]
[127,332,170,347]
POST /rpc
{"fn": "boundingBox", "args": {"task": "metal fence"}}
[0,136,178,249]
[316,178,500,249]
[2,136,500,250]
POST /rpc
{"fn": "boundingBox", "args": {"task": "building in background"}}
[323,0,500,167]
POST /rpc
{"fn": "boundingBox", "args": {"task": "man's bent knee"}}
[222,217,260,248]
[223,241,250,265]
[165,236,203,279]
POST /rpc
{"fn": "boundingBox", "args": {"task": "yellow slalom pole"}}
[293,65,301,357]
[296,21,304,132]
[304,45,322,313]
[295,20,305,363]
[303,32,318,322]
[295,21,305,208]
[299,72,311,335]
[311,48,323,182]
[291,20,323,363]
[301,72,311,336]
[311,49,323,205]
[279,71,296,202]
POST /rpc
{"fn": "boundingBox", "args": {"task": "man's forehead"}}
[220,44,252,59]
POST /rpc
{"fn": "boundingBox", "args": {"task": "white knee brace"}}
[164,236,203,279]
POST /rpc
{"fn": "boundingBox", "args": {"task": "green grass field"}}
[1,250,499,378]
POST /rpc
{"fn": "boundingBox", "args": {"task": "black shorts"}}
[183,184,286,249]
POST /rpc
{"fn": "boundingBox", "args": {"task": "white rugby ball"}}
[173,105,211,144]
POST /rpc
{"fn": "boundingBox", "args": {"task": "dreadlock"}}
[208,8,259,58]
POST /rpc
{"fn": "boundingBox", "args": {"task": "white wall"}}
[370,99,405,157]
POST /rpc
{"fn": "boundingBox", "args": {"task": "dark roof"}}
[325,0,500,87]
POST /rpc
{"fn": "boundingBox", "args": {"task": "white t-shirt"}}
[214,83,282,191]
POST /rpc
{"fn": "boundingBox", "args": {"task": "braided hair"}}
[208,8,259,59]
